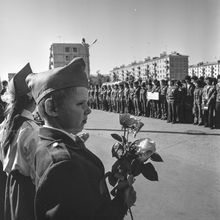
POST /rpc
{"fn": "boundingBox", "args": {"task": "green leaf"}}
[141,163,158,181]
[150,153,163,162]
[111,133,123,142]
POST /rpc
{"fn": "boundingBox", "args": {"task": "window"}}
[65,55,70,61]
[65,47,70,53]
[73,47,77,53]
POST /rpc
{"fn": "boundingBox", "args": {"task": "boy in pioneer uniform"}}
[26,57,136,220]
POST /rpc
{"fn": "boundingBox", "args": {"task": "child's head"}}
[26,57,91,134]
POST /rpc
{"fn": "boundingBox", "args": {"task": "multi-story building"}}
[189,61,220,78]
[49,39,90,76]
[110,52,188,82]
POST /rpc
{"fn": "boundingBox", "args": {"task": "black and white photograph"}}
[0,0,220,220]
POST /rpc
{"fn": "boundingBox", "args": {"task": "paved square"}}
[85,110,220,220]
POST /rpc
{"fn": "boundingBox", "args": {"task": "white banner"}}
[147,92,159,100]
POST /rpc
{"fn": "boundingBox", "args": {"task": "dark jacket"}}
[34,127,127,220]
[166,86,177,102]
[185,83,195,104]
[216,83,220,102]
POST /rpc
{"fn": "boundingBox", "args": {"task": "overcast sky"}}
[0,0,219,80]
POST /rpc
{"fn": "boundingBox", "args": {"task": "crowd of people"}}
[0,58,136,220]
[88,75,220,129]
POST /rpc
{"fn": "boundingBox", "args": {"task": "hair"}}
[176,80,182,87]
[199,76,205,81]
[119,83,124,88]
[185,75,191,81]
[37,87,76,121]
[195,79,202,87]
[124,82,129,88]
[2,80,8,87]
[141,82,146,87]
[205,77,212,85]
[212,77,217,85]
[1,94,35,156]
[191,75,198,81]
[169,80,175,86]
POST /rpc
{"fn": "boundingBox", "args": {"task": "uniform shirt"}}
[215,83,220,102]
[202,85,215,104]
[118,88,124,101]
[160,85,168,97]
[194,88,203,104]
[107,88,112,100]
[124,88,130,101]
[101,89,107,100]
[140,87,147,101]
[129,87,134,100]
[186,83,195,97]
[111,89,115,101]
[134,86,140,99]
[114,88,119,100]
[34,126,128,220]
[166,86,177,101]
[0,110,39,182]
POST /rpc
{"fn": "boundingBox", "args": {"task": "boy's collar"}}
[39,126,84,149]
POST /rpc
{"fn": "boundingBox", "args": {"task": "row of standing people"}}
[89,75,220,129]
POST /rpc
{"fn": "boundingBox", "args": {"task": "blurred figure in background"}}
[140,81,147,116]
[124,82,130,113]
[166,80,177,124]
[107,84,112,112]
[175,80,183,123]
[128,83,135,115]
[193,80,203,125]
[118,83,125,113]
[215,75,220,129]
[185,75,195,123]
[202,77,216,129]
[160,79,168,120]
[133,81,141,116]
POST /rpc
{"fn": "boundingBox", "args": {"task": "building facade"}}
[109,52,188,82]
[189,61,220,78]
[49,41,90,76]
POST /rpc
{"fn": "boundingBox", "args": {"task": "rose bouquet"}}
[105,113,163,219]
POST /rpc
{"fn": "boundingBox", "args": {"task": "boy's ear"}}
[44,97,58,117]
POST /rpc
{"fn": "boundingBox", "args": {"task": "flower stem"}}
[127,129,129,142]
[129,208,134,220]
[123,128,126,138]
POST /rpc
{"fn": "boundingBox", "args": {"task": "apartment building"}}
[49,40,90,76]
[110,52,188,82]
[189,61,220,78]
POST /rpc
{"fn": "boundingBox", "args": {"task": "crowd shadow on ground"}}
[85,128,220,136]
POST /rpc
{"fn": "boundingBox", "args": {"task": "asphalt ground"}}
[84,110,220,220]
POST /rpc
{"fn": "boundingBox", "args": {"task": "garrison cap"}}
[26,57,88,104]
[8,63,32,97]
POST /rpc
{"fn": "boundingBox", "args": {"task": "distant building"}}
[189,61,220,78]
[49,39,90,76]
[109,51,188,82]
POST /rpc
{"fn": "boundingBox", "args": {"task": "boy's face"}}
[57,87,91,134]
